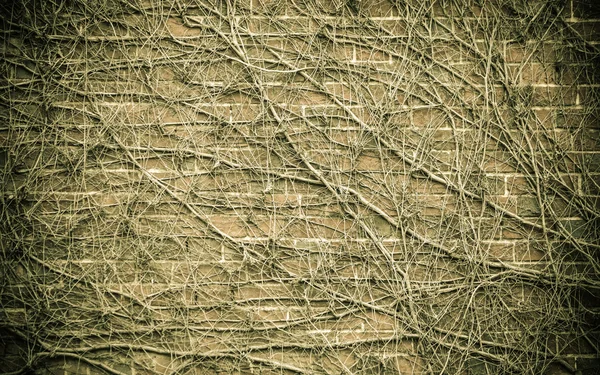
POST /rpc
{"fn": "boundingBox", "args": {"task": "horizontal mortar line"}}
[182,31,447,40]
[23,260,227,265]
[14,276,417,285]
[51,55,396,67]
[225,15,420,21]
[51,101,230,108]
[42,32,352,40]
[4,173,597,187]
[29,213,385,220]
[40,81,543,90]
[565,18,600,23]
[0,122,253,129]
[500,172,591,177]
[479,239,536,244]
[30,15,594,25]
[0,325,405,336]
[9,235,556,244]
[13,195,564,204]
[125,281,417,289]
[564,354,600,359]
[531,105,588,110]
[506,216,586,221]
[48,79,362,87]
[305,329,367,334]
[524,83,600,88]
[503,38,598,44]
[45,101,369,109]
[24,205,337,212]
[60,330,404,339]
[508,262,595,267]
[35,80,570,89]
[42,79,546,89]
[11,234,419,241]
[9,166,309,174]
[18,194,595,205]
[0,169,310,177]
[0,121,384,129]
[15,235,444,244]
[11,101,595,115]
[19,79,230,87]
[1,168,143,174]
[33,326,600,335]
[7,278,599,290]
[22,252,586,262]
[6,100,497,113]
[188,14,600,26]
[10,191,324,197]
[3,34,590,47]
[5,277,466,286]
[28,259,595,267]
[14,198,320,203]
[561,151,600,154]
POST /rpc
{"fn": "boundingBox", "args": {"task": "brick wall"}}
[1,0,599,374]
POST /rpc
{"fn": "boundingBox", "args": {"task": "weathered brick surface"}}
[1,0,599,374]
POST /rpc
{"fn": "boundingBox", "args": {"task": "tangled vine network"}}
[1,0,599,374]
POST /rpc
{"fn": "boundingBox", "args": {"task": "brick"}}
[514,241,547,262]
[406,176,449,195]
[325,82,357,103]
[556,333,599,355]
[581,176,600,195]
[501,225,527,240]
[557,110,600,129]
[408,258,462,282]
[505,43,528,63]
[0,354,27,373]
[523,64,558,84]
[572,0,600,18]
[379,19,408,36]
[325,40,356,62]
[571,20,600,41]
[454,17,488,39]
[4,61,35,80]
[485,241,514,261]
[230,103,264,122]
[166,17,204,37]
[251,0,286,14]
[555,63,588,85]
[506,63,523,84]
[578,85,600,106]
[236,282,295,300]
[559,218,589,238]
[432,42,467,64]
[359,0,397,17]
[0,309,27,326]
[411,108,446,127]
[355,46,391,63]
[267,84,331,105]
[532,85,579,106]
[516,196,541,216]
[576,358,600,374]
[287,0,345,14]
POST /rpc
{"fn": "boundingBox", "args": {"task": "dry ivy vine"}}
[1,0,599,374]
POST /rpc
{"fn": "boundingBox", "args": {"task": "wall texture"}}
[1,0,599,374]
